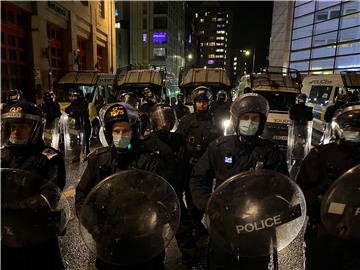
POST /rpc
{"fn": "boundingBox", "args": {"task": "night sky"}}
[188,1,274,70]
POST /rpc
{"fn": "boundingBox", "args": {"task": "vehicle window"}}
[308,85,333,105]
[255,91,297,111]
[53,84,95,102]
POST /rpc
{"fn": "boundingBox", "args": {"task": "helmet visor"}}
[1,118,38,146]
[150,107,176,132]
[335,108,360,131]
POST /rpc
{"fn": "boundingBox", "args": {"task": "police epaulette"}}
[87,147,109,159]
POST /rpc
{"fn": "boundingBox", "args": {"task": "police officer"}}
[144,104,199,269]
[177,86,221,246]
[139,88,157,136]
[64,89,91,158]
[289,93,313,123]
[210,90,231,131]
[297,102,360,270]
[1,101,66,270]
[6,89,23,105]
[190,93,288,269]
[40,91,62,128]
[173,93,190,120]
[324,93,349,123]
[75,103,166,270]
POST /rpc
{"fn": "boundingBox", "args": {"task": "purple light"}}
[208,59,215,64]
[143,33,147,43]
[153,32,167,44]
[188,35,192,44]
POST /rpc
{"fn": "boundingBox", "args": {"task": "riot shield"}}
[320,122,332,145]
[206,169,306,258]
[1,168,70,247]
[321,164,360,240]
[43,117,61,150]
[287,120,313,178]
[78,170,181,266]
[60,113,84,162]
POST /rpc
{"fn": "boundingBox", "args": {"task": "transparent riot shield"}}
[321,164,360,240]
[60,113,85,163]
[78,170,181,266]
[320,122,332,145]
[43,117,61,150]
[1,168,70,247]
[206,169,306,260]
[287,120,313,179]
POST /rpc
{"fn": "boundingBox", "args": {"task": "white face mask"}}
[238,120,259,136]
[9,138,28,145]
[341,131,360,143]
[113,135,131,149]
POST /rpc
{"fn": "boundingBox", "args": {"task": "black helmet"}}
[177,93,185,104]
[332,102,360,142]
[7,89,22,104]
[191,86,213,103]
[216,90,228,102]
[296,93,307,104]
[1,101,44,146]
[44,91,55,103]
[230,93,269,136]
[120,92,139,109]
[150,104,177,133]
[101,103,140,145]
[69,89,83,102]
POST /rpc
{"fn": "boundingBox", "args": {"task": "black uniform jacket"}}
[297,141,360,220]
[190,135,289,211]
[75,144,162,216]
[1,142,66,190]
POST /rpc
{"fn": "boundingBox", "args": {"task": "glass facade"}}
[289,0,360,74]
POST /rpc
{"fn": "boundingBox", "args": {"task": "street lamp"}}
[187,54,193,60]
[240,49,256,73]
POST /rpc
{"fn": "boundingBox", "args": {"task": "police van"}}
[53,71,116,140]
[302,74,347,134]
[249,67,302,151]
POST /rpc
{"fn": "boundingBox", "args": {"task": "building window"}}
[99,1,105,18]
[47,23,64,82]
[1,3,30,92]
[153,47,166,57]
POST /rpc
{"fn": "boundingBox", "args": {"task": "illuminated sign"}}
[153,32,167,44]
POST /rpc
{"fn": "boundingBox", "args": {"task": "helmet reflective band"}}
[1,101,44,146]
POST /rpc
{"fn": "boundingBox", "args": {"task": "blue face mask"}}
[341,131,360,143]
[113,135,131,149]
[239,120,259,136]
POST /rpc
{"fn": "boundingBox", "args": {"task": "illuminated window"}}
[234,67,237,70]
[195,13,198,18]
[233,57,237,61]
[212,17,217,22]
[200,18,204,23]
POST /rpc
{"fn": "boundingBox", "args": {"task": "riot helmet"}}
[216,90,228,102]
[177,93,185,104]
[332,102,360,143]
[101,103,140,149]
[150,104,177,133]
[1,101,44,146]
[44,91,55,103]
[230,93,269,137]
[7,89,22,104]
[120,92,139,109]
[191,86,213,112]
[296,93,307,104]
[69,88,83,102]
[143,88,154,101]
